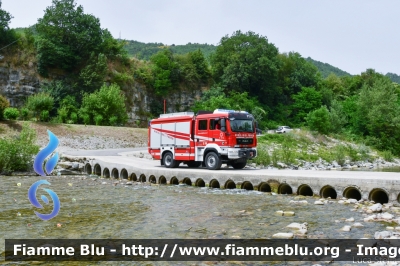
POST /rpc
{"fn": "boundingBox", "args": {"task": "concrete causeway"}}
[65,148,400,204]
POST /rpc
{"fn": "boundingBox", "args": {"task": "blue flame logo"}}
[34,130,59,176]
[29,130,61,220]
[28,180,60,220]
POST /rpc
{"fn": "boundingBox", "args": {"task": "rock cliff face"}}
[0,59,40,107]
[0,55,203,122]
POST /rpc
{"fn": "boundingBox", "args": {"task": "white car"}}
[276,126,292,134]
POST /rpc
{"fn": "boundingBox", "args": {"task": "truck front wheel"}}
[205,152,222,170]
[231,161,247,169]
[163,152,179,168]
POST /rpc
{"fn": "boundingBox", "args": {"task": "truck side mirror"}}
[221,119,226,132]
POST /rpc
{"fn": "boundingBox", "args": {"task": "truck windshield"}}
[230,119,254,132]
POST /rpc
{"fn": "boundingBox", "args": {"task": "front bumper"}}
[227,148,257,159]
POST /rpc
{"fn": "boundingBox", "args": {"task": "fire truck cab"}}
[148,109,257,170]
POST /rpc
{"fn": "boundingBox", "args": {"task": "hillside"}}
[305,57,352,78]
[124,40,216,60]
[386,73,400,84]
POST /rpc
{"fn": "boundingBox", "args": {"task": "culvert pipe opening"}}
[103,168,110,178]
[120,169,128,179]
[85,163,92,175]
[139,174,146,182]
[343,187,362,201]
[94,164,101,176]
[225,180,236,189]
[195,179,205,187]
[159,176,167,184]
[320,186,337,199]
[242,181,254,191]
[170,177,179,185]
[369,189,389,204]
[111,168,119,179]
[278,184,293,195]
[297,185,313,196]
[182,178,192,186]
[210,179,220,189]
[258,182,271,192]
[149,175,156,184]
[130,173,137,181]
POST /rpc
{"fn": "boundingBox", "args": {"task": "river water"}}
[0,175,395,266]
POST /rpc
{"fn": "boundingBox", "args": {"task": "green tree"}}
[35,0,125,76]
[150,49,179,96]
[188,49,210,83]
[306,106,331,134]
[25,92,54,121]
[0,1,17,46]
[79,83,128,126]
[291,87,322,124]
[356,78,400,153]
[210,30,280,107]
[329,99,347,133]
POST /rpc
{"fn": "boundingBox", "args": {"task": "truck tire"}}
[205,152,222,170]
[163,152,178,168]
[231,161,247,169]
[187,161,201,168]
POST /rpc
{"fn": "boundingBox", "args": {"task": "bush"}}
[40,110,50,122]
[3,107,19,120]
[253,145,271,166]
[332,144,346,166]
[271,149,280,167]
[346,144,360,162]
[0,95,10,120]
[382,150,394,162]
[0,123,39,174]
[79,83,128,126]
[25,92,54,121]
[281,140,295,165]
[306,106,331,135]
[19,108,30,120]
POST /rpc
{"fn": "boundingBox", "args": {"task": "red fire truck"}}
[148,109,257,170]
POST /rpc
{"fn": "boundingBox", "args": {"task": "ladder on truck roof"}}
[159,112,194,118]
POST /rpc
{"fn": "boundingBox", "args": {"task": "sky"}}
[3,0,400,75]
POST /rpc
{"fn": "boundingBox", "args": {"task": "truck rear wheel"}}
[163,152,178,168]
[205,152,222,170]
[231,161,247,169]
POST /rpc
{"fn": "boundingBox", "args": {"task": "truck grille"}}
[237,138,253,145]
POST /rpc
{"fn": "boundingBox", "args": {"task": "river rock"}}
[341,225,351,231]
[352,222,364,228]
[314,200,325,205]
[345,217,355,222]
[369,203,383,212]
[283,211,295,216]
[346,199,358,204]
[286,222,308,230]
[364,213,394,222]
[272,233,294,239]
[276,211,295,216]
[374,231,392,239]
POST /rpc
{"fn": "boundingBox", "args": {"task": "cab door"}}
[209,118,225,146]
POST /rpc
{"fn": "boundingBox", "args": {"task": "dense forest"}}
[1,0,400,156]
